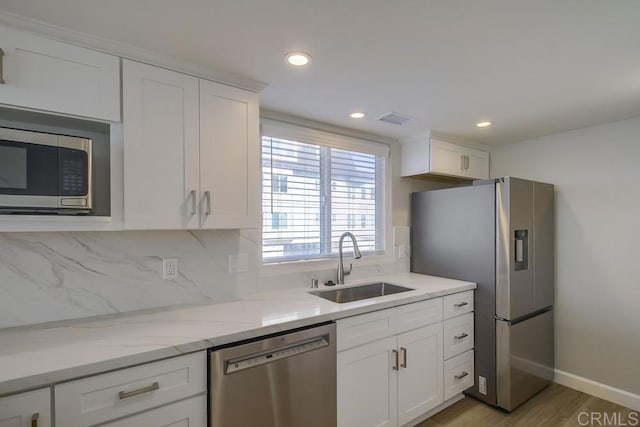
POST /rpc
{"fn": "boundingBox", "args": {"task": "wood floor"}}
[417,384,638,427]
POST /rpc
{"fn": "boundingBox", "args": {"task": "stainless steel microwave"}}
[0,127,92,214]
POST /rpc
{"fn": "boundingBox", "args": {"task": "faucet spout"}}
[337,232,362,284]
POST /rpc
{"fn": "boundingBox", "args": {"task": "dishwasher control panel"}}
[226,336,329,374]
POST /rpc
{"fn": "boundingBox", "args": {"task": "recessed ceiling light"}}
[476,121,492,128]
[285,52,311,66]
[350,112,366,119]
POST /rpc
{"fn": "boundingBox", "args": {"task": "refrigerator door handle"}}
[514,229,529,271]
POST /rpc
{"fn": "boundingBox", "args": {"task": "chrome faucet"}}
[337,232,362,284]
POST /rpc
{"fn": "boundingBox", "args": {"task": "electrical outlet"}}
[479,376,487,395]
[163,258,178,279]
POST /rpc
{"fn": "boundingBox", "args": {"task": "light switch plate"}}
[228,253,249,273]
[397,244,407,259]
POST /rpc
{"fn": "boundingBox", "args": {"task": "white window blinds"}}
[262,120,387,263]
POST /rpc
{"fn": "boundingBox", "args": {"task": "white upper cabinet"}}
[401,134,489,180]
[122,60,259,230]
[199,79,259,229]
[0,24,120,122]
[122,60,200,230]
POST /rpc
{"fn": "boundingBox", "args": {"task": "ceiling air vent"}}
[378,112,411,126]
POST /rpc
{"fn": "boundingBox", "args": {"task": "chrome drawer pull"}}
[454,371,469,380]
[392,349,399,371]
[118,381,160,400]
[454,333,469,340]
[454,301,468,308]
[400,347,407,368]
[31,413,39,427]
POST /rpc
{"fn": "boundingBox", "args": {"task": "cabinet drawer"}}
[0,388,51,427]
[396,298,443,333]
[55,351,206,427]
[101,394,206,427]
[337,308,396,351]
[443,290,474,319]
[443,312,474,359]
[443,350,474,401]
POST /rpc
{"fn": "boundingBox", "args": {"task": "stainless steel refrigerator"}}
[411,177,554,411]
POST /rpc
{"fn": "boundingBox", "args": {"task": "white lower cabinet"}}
[443,350,474,401]
[338,336,398,427]
[55,351,206,427]
[397,324,443,426]
[337,292,474,427]
[398,323,443,425]
[0,388,51,427]
[337,301,445,427]
[101,395,206,427]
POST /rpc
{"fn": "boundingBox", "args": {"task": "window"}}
[262,120,388,262]
[273,174,288,193]
[271,212,288,229]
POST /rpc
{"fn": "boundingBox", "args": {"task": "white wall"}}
[490,116,640,396]
[0,141,443,329]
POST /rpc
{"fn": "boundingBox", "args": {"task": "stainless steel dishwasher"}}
[209,323,336,427]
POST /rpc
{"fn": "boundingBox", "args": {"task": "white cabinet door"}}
[337,336,398,427]
[0,25,120,121]
[199,80,259,229]
[429,138,466,177]
[0,388,51,427]
[122,60,199,229]
[464,146,490,180]
[431,139,489,180]
[101,395,206,427]
[397,324,444,426]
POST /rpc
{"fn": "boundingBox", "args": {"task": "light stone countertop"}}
[0,273,475,397]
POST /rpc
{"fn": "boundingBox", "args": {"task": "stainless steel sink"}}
[309,282,414,303]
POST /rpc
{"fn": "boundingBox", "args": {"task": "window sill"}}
[260,251,393,277]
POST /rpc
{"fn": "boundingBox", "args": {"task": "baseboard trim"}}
[405,394,465,427]
[555,369,640,411]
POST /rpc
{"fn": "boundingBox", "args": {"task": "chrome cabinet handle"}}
[31,413,39,427]
[190,190,197,215]
[392,349,399,371]
[460,155,464,171]
[454,301,468,308]
[118,381,160,400]
[400,347,407,368]
[465,155,470,170]
[455,371,469,380]
[204,191,212,215]
[454,332,469,341]
[0,48,5,84]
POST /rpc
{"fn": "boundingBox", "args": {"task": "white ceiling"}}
[1,0,639,145]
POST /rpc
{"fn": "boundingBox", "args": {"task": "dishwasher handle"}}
[224,334,330,374]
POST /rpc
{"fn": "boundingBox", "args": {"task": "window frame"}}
[260,119,392,267]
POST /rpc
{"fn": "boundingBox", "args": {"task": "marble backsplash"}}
[0,228,410,329]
